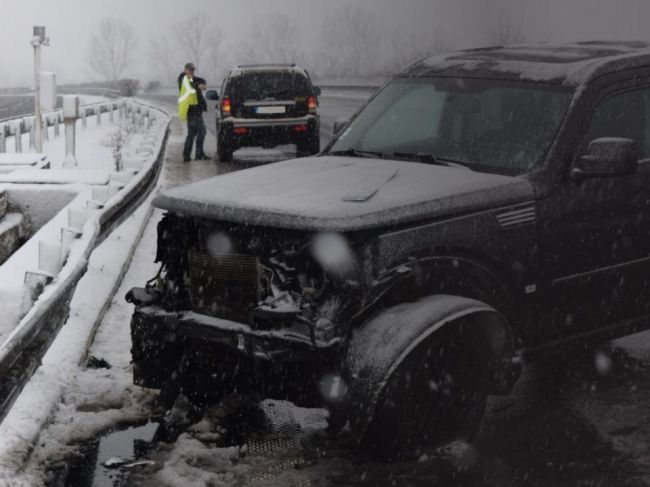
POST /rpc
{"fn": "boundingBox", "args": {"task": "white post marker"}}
[63,95,79,167]
[31,26,49,153]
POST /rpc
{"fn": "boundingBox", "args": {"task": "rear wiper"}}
[393,152,472,170]
[329,148,385,159]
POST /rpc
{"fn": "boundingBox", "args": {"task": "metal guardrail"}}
[0,99,153,154]
[0,101,171,422]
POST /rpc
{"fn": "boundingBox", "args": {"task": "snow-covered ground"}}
[0,101,153,342]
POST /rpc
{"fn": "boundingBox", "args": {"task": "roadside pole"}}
[63,95,79,167]
[31,26,49,154]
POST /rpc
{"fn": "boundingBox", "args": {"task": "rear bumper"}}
[225,114,318,128]
[218,115,319,148]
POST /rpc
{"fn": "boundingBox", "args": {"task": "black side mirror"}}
[313,86,322,97]
[333,117,349,136]
[571,137,638,182]
[205,90,219,101]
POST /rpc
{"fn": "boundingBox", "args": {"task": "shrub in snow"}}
[106,119,137,172]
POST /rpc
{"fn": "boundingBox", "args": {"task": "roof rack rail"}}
[236,63,297,69]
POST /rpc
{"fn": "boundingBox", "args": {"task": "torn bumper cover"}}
[128,282,344,388]
[135,305,341,357]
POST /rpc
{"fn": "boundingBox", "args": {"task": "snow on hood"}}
[153,157,535,232]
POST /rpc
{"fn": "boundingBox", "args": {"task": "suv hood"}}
[154,156,535,232]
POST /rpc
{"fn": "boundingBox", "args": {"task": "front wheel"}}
[217,134,234,162]
[361,324,490,459]
[297,135,320,157]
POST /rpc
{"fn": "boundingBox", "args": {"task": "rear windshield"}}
[227,72,312,102]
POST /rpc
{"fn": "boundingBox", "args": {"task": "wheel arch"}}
[343,294,515,441]
[377,248,526,339]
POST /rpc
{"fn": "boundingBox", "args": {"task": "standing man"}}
[178,63,209,162]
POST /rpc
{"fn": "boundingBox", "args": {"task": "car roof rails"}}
[236,63,297,69]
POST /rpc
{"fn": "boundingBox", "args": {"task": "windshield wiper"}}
[393,152,472,170]
[329,148,385,159]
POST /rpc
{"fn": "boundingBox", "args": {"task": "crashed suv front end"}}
[128,211,384,404]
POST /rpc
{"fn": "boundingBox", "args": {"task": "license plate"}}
[255,106,286,114]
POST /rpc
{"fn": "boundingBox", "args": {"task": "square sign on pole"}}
[40,72,56,112]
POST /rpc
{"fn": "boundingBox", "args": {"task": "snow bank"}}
[0,195,159,484]
[0,100,171,480]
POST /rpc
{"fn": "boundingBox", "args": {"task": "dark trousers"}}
[184,115,207,160]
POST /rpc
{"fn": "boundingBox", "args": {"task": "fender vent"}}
[496,204,536,229]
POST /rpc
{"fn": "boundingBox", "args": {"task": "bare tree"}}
[173,11,225,82]
[149,36,179,86]
[89,17,137,82]
[237,14,304,66]
[384,32,449,74]
[491,13,527,46]
[318,6,384,79]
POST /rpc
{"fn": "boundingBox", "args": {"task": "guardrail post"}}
[109,104,115,124]
[38,240,62,276]
[63,95,79,167]
[96,107,102,127]
[14,122,23,153]
[29,120,36,149]
[81,109,87,129]
[42,116,49,142]
[23,271,53,310]
[54,114,60,138]
[0,124,6,153]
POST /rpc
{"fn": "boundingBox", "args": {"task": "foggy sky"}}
[1,0,649,87]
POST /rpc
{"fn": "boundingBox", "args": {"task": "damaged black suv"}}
[129,41,650,457]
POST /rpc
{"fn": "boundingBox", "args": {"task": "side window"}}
[582,88,650,161]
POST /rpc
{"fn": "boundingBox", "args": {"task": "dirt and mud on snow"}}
[41,345,650,487]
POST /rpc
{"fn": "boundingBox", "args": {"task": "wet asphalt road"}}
[0,96,37,120]
[64,93,650,486]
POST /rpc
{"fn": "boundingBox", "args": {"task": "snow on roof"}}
[410,41,650,85]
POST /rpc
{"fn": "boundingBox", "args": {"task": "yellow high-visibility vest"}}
[178,75,198,121]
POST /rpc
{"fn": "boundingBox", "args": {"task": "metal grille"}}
[188,250,260,321]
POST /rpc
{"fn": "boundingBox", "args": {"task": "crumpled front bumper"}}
[132,303,342,362]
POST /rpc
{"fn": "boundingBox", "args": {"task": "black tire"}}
[217,135,234,162]
[361,323,490,460]
[297,136,320,157]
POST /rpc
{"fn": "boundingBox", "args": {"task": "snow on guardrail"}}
[0,98,146,154]
[0,99,171,422]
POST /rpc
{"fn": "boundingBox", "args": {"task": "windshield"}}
[228,72,312,101]
[329,78,572,175]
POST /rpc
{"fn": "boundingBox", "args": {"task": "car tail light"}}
[234,127,248,135]
[293,125,308,133]
[308,96,317,113]
[222,98,231,116]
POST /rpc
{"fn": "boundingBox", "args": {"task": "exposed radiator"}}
[188,250,261,322]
